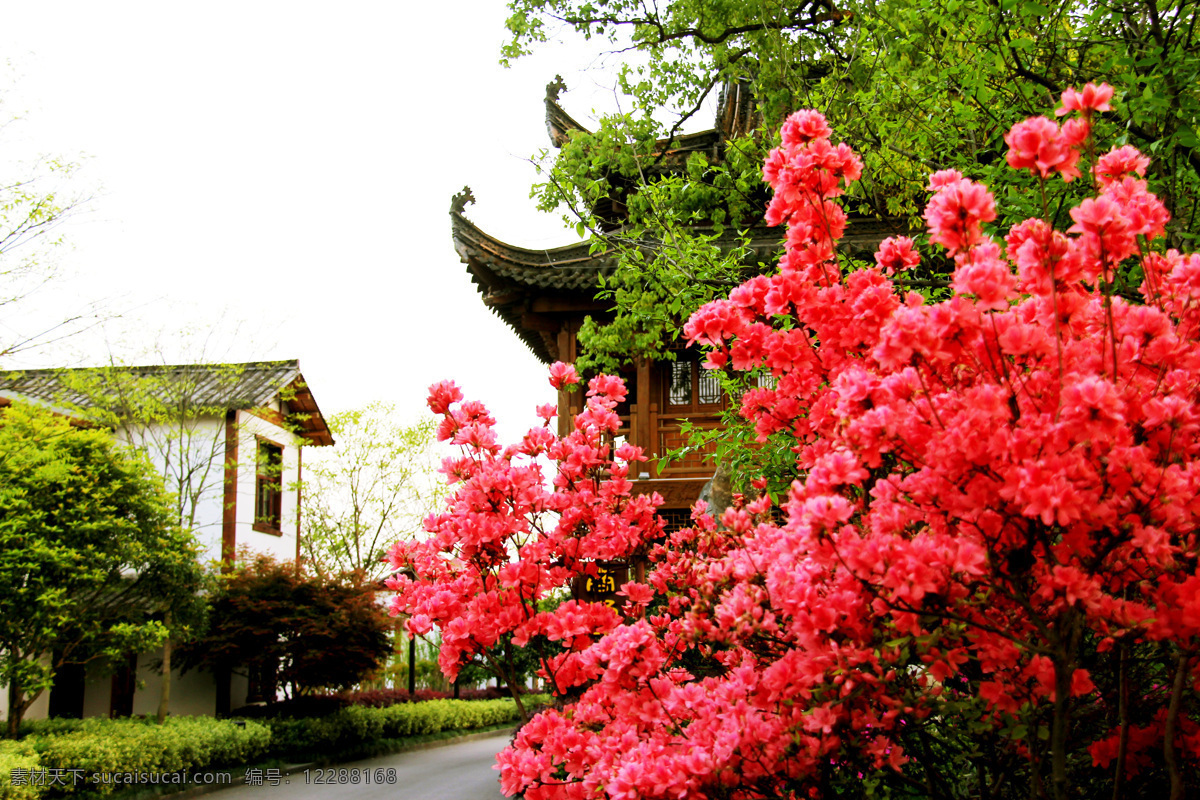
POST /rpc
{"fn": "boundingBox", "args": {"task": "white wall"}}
[232,409,305,563]
[116,408,309,566]
[116,414,228,565]
[129,656,223,717]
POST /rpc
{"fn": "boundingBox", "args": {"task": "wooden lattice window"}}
[664,355,722,410]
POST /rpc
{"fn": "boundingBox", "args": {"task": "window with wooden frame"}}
[657,351,725,477]
[663,353,723,411]
[253,438,283,533]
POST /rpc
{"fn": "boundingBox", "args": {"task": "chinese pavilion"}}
[451,79,902,529]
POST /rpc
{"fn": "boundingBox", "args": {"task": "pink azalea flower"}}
[548,360,580,388]
[874,236,921,275]
[426,379,463,414]
[618,581,655,605]
[1004,116,1082,181]
[924,177,997,255]
[780,109,833,145]
[1094,145,1151,187]
[1056,82,1114,116]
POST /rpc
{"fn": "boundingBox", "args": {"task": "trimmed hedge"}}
[3,717,270,799]
[338,686,511,706]
[2,696,542,799]
[266,697,528,758]
[0,740,40,800]
[37,717,271,793]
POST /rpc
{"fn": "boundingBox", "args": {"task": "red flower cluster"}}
[394,85,1200,798]
[387,369,660,687]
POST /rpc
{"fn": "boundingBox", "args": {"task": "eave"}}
[451,209,612,363]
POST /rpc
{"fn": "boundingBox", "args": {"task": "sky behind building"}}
[0,1,669,443]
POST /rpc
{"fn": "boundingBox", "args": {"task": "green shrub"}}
[0,740,40,800]
[16,720,87,739]
[31,717,270,795]
[5,697,534,797]
[267,697,524,759]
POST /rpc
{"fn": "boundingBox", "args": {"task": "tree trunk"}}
[1164,652,1189,800]
[408,633,417,695]
[1050,612,1082,800]
[1111,641,1129,800]
[157,622,172,724]
[6,679,21,739]
[215,666,231,716]
[5,676,37,739]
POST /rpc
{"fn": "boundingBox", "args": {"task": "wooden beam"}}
[483,290,523,307]
[530,297,608,314]
[295,446,303,566]
[521,311,561,333]
[632,477,707,509]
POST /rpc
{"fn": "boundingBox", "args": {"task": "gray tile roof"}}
[0,360,333,445]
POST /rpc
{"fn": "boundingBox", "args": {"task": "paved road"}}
[214,732,511,800]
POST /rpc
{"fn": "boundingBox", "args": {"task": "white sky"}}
[0,1,655,443]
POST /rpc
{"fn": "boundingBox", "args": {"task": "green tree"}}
[0,402,204,736]
[180,553,392,702]
[505,0,1200,371]
[51,361,259,722]
[56,364,244,532]
[300,406,443,581]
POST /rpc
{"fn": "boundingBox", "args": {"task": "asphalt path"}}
[213,732,512,800]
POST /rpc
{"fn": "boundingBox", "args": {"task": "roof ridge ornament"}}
[545,75,566,102]
[450,186,476,215]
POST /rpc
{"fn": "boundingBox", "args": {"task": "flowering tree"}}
[391,86,1200,799]
[385,371,662,721]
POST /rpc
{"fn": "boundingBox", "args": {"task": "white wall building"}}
[0,360,333,720]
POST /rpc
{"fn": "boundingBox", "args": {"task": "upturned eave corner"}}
[545,75,590,148]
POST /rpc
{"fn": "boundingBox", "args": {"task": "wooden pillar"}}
[294,446,303,566]
[555,322,584,439]
[221,410,239,568]
[635,358,652,476]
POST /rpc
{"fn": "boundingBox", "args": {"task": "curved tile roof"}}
[455,80,910,362]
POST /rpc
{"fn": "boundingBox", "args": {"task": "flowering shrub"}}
[392,86,1200,799]
[337,686,511,707]
[386,373,661,721]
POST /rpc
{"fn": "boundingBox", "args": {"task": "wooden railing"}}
[579,404,721,480]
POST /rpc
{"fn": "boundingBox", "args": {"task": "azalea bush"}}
[390,86,1200,800]
[386,367,660,722]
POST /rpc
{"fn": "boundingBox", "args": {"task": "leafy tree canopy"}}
[300,406,444,581]
[0,402,204,736]
[504,0,1200,370]
[180,553,392,701]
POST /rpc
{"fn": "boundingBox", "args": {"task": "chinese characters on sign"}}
[577,561,628,611]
